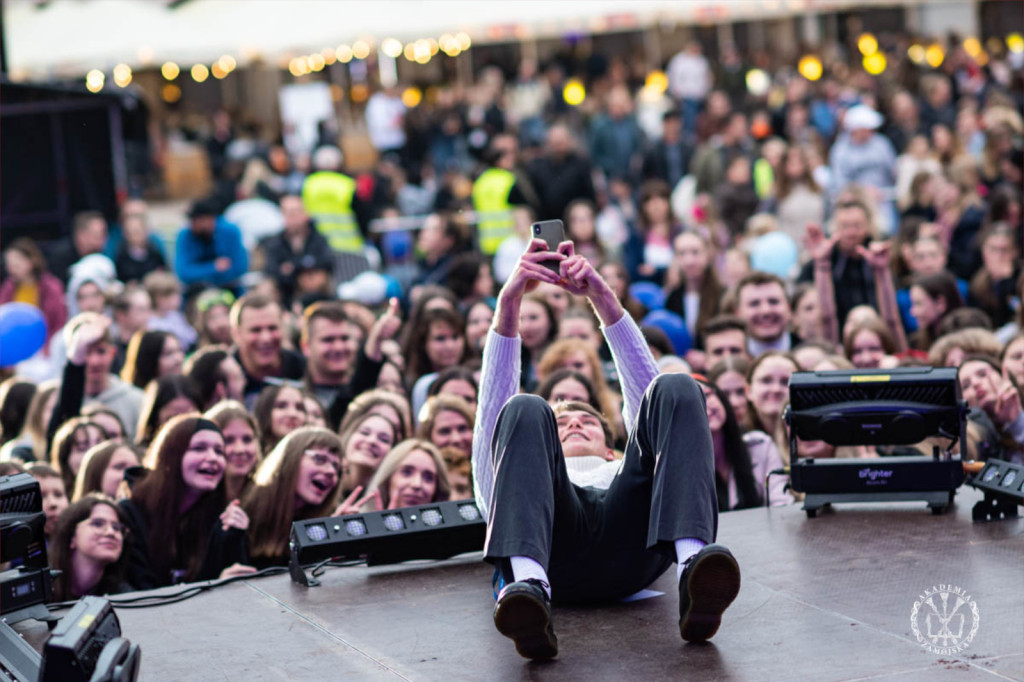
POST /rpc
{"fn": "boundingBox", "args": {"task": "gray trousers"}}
[484,373,719,603]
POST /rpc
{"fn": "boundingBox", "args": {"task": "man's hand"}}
[214,257,232,273]
[493,239,563,337]
[68,316,111,365]
[366,298,402,362]
[992,380,1023,427]
[856,240,892,272]
[558,242,623,326]
[804,223,834,263]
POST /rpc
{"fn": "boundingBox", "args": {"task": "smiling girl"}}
[206,401,263,502]
[50,494,131,601]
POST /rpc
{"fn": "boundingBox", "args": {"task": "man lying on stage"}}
[472,239,741,660]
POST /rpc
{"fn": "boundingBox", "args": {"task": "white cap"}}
[312,146,344,171]
[844,105,884,131]
[337,271,387,306]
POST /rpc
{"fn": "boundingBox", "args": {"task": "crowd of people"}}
[0,27,1021,615]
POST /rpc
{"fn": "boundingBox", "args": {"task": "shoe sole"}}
[493,591,558,660]
[680,551,741,643]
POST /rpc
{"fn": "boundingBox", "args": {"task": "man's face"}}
[281,197,308,235]
[704,329,749,362]
[737,283,791,343]
[556,409,610,460]
[234,304,283,371]
[76,218,108,256]
[190,215,217,239]
[118,292,152,335]
[834,206,870,253]
[84,340,114,391]
[305,318,360,380]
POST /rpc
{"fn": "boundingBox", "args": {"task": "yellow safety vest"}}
[302,171,362,253]
[471,168,516,256]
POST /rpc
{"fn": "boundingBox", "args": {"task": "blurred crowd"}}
[0,27,1022,602]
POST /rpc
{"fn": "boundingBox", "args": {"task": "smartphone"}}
[532,219,566,273]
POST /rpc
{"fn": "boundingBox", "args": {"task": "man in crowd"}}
[110,284,152,375]
[302,146,363,254]
[259,194,334,307]
[474,239,740,660]
[230,293,306,406]
[175,199,249,293]
[734,272,799,355]
[667,39,712,135]
[527,125,596,221]
[48,211,109,285]
[701,315,752,364]
[642,109,694,189]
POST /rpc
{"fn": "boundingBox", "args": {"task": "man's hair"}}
[551,400,614,449]
[72,211,105,235]
[735,271,787,300]
[834,197,872,221]
[700,314,748,341]
[301,301,351,344]
[230,292,279,330]
[142,271,181,300]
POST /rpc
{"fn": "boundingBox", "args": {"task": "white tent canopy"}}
[5,0,903,77]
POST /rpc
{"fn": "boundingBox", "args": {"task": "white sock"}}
[675,538,707,582]
[510,556,551,598]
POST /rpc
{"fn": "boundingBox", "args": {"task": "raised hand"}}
[333,486,382,516]
[366,297,403,362]
[220,499,250,531]
[804,223,835,262]
[506,239,564,299]
[558,242,600,297]
[218,563,258,580]
[68,315,111,364]
[993,380,1023,427]
[856,240,891,272]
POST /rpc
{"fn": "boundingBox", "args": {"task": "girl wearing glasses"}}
[50,494,130,601]
[242,427,344,567]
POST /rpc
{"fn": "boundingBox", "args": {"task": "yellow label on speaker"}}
[850,375,889,382]
[77,614,95,628]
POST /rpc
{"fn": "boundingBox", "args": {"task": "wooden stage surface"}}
[22,486,1024,681]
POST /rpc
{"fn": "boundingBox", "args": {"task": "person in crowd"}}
[664,231,724,348]
[843,317,899,369]
[969,223,1021,330]
[26,463,68,539]
[72,442,141,501]
[119,415,254,589]
[526,124,596,223]
[135,375,203,447]
[48,211,109,285]
[475,239,740,660]
[49,494,131,601]
[535,369,605,416]
[193,289,236,347]
[303,392,327,428]
[895,235,966,332]
[701,315,751,364]
[692,111,752,194]
[143,272,197,351]
[340,389,413,444]
[928,328,1005,368]
[404,308,467,404]
[734,272,797,355]
[259,194,334,307]
[302,146,364,254]
[562,200,605,265]
[714,155,760,239]
[597,261,647,323]
[51,417,106,498]
[707,357,752,429]
[175,199,249,292]
[121,330,184,390]
[909,271,964,351]
[184,346,247,410]
[441,446,473,500]
[0,377,36,450]
[0,382,58,463]
[790,340,834,372]
[828,106,897,233]
[745,351,799,457]
[425,367,478,413]
[302,299,400,429]
[667,40,712,135]
[517,293,558,391]
[110,285,153,374]
[338,410,400,496]
[642,109,694,190]
[472,135,532,257]
[445,253,494,308]
[243,427,344,567]
[230,293,306,406]
[464,299,496,355]
[957,356,1024,463]
[1,238,67,347]
[206,401,262,502]
[112,206,167,284]
[789,284,824,344]
[771,146,826,245]
[252,384,306,455]
[359,439,451,511]
[589,85,643,183]
[624,180,680,285]
[416,395,474,458]
[941,163,988,280]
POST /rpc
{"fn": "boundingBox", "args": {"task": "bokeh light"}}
[336,45,353,63]
[798,55,823,81]
[161,61,180,80]
[857,33,878,56]
[563,78,586,106]
[862,52,886,75]
[162,84,181,103]
[402,87,423,107]
[85,69,104,93]
[745,69,770,96]
[191,64,209,82]
[925,44,945,68]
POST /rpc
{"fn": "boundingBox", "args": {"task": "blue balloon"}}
[642,309,692,356]
[0,303,48,367]
[630,282,666,311]
[750,232,800,280]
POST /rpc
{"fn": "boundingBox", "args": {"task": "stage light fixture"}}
[39,597,140,682]
[967,459,1023,522]
[289,500,486,585]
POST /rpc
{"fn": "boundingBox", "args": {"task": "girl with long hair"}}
[49,494,130,601]
[745,352,799,462]
[664,232,723,348]
[121,330,184,390]
[252,384,307,455]
[118,415,252,590]
[360,439,451,511]
[908,271,964,351]
[72,441,141,501]
[206,400,263,502]
[243,427,344,567]
[416,395,474,458]
[135,375,202,446]
[50,417,106,498]
[338,410,399,496]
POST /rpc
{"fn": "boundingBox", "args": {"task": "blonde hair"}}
[416,394,475,440]
[927,328,1003,367]
[363,439,451,510]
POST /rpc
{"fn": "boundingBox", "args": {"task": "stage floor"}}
[26,486,1024,681]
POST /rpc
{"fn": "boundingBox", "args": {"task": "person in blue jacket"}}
[175,199,248,294]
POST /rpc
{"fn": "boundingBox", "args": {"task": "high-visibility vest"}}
[471,168,516,256]
[302,171,362,253]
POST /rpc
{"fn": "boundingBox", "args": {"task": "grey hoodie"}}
[91,375,144,441]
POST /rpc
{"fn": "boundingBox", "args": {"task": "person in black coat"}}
[642,109,694,189]
[526,125,596,221]
[258,195,334,307]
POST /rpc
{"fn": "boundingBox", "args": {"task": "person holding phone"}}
[473,237,740,660]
